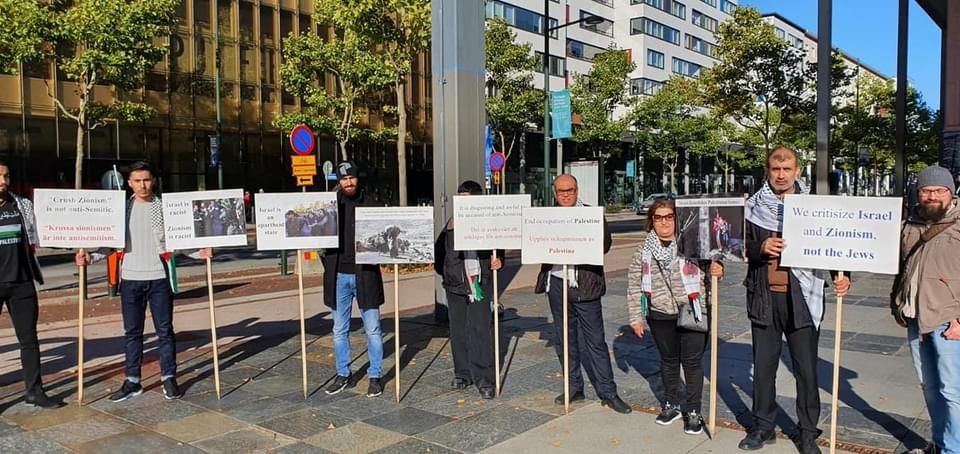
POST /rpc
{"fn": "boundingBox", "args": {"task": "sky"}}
[740,0,943,111]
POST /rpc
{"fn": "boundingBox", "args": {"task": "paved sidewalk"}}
[0,240,929,453]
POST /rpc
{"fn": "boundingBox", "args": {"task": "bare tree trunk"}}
[339,140,348,162]
[396,81,408,206]
[75,122,85,189]
[668,164,677,194]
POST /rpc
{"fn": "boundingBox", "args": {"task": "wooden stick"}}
[297,251,308,399]
[829,271,846,454]
[394,264,400,403]
[709,275,719,436]
[493,249,501,398]
[206,257,221,399]
[77,260,86,405]
[562,265,570,415]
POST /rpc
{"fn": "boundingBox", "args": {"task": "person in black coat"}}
[321,161,386,398]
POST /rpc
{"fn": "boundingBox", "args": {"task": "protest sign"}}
[162,189,247,250]
[521,207,604,265]
[34,189,126,249]
[675,195,746,261]
[780,195,902,274]
[453,194,531,251]
[255,192,338,250]
[355,207,434,264]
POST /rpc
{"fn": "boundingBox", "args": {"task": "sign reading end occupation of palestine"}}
[453,194,531,251]
[521,207,604,265]
[780,195,902,274]
[34,189,126,249]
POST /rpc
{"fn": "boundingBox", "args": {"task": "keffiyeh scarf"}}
[638,233,704,319]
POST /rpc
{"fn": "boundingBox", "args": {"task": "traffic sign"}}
[488,151,506,172]
[296,175,315,186]
[290,124,316,155]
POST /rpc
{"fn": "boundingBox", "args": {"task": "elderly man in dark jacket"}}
[534,174,631,414]
[322,161,386,398]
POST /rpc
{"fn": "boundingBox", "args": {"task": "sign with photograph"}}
[521,207,604,265]
[780,195,902,274]
[453,194,531,251]
[355,207,434,264]
[255,192,338,251]
[675,195,746,261]
[34,189,126,249]
[162,189,248,250]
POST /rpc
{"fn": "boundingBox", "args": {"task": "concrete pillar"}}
[942,0,960,175]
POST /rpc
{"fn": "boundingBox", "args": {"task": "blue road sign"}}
[551,90,572,139]
[290,124,316,155]
[489,151,506,172]
[484,124,494,178]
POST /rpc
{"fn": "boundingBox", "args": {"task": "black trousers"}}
[547,276,617,399]
[0,281,42,394]
[647,317,707,413]
[446,291,494,387]
[751,291,821,436]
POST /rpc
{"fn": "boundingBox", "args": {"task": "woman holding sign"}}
[434,181,501,400]
[627,199,722,435]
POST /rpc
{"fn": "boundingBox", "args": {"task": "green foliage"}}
[0,0,49,74]
[570,46,636,158]
[485,19,541,157]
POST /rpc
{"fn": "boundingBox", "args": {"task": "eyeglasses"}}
[653,214,676,223]
[920,188,951,196]
[555,187,577,195]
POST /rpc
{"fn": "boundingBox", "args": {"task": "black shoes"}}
[451,377,473,390]
[554,391,585,405]
[683,410,704,435]
[797,434,822,454]
[109,380,144,402]
[366,378,383,398]
[600,395,632,414]
[655,402,682,425]
[24,391,64,409]
[478,386,495,400]
[162,378,183,400]
[738,429,776,450]
[325,375,350,395]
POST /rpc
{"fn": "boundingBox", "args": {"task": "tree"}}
[0,0,48,74]
[701,6,808,156]
[570,45,635,159]
[485,19,542,191]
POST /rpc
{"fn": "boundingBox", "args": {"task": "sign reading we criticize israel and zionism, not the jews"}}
[33,189,126,249]
[521,207,605,265]
[779,195,902,274]
[453,195,531,251]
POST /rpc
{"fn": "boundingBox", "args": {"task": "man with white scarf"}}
[533,174,631,414]
[739,147,850,454]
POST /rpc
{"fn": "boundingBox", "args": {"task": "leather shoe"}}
[600,395,632,414]
[479,386,495,400]
[450,377,472,390]
[798,435,822,454]
[25,392,65,409]
[554,391,585,405]
[738,430,776,451]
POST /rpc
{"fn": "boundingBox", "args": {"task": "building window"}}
[646,49,664,68]
[775,27,785,40]
[672,57,702,78]
[630,17,680,46]
[787,33,804,49]
[720,0,736,13]
[485,0,558,38]
[634,0,686,20]
[691,10,718,33]
[685,34,716,58]
[567,38,606,62]
[630,77,663,95]
[700,0,716,7]
[534,52,566,77]
[580,11,614,37]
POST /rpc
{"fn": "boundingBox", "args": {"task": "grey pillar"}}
[815,0,832,195]
[431,0,485,318]
[896,0,908,196]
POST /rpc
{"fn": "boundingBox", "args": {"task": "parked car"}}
[636,193,675,215]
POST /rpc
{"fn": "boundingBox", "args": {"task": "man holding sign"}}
[533,174,631,414]
[739,148,849,454]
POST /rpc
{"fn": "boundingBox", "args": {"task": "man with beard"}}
[892,165,960,454]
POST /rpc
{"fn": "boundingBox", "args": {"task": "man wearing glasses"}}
[533,174,632,414]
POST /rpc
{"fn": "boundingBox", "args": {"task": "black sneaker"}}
[683,410,704,435]
[554,391,585,405]
[738,429,776,450]
[162,378,183,400]
[450,377,473,390]
[109,380,143,402]
[325,375,350,395]
[656,402,682,425]
[366,378,383,398]
[24,391,65,409]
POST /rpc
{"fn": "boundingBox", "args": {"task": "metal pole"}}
[815,0,832,196]
[895,0,908,197]
[214,4,224,190]
[543,0,552,206]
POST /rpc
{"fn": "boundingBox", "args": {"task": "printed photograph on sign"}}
[675,195,746,261]
[453,194,531,251]
[163,189,248,249]
[193,198,246,237]
[355,207,434,264]
[33,189,127,249]
[255,193,338,250]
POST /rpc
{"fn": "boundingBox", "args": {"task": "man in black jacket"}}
[739,147,850,454]
[434,180,502,400]
[322,161,386,397]
[534,174,631,414]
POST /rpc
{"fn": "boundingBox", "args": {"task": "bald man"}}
[533,174,631,414]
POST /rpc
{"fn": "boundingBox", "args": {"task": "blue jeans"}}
[333,273,383,378]
[119,279,176,381]
[908,319,960,453]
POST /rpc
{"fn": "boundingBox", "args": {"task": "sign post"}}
[290,125,317,188]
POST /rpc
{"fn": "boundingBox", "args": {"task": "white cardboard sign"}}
[34,189,126,249]
[453,194,531,251]
[162,189,248,250]
[780,195,902,274]
[521,207,604,265]
[355,206,434,264]
[255,192,338,251]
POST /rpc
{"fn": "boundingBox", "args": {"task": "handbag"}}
[656,259,709,333]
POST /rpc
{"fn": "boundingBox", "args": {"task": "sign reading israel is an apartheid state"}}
[453,195,531,251]
[780,195,902,274]
[255,192,338,251]
[34,189,126,249]
[521,207,604,265]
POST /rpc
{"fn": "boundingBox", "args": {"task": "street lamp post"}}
[542,6,604,206]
